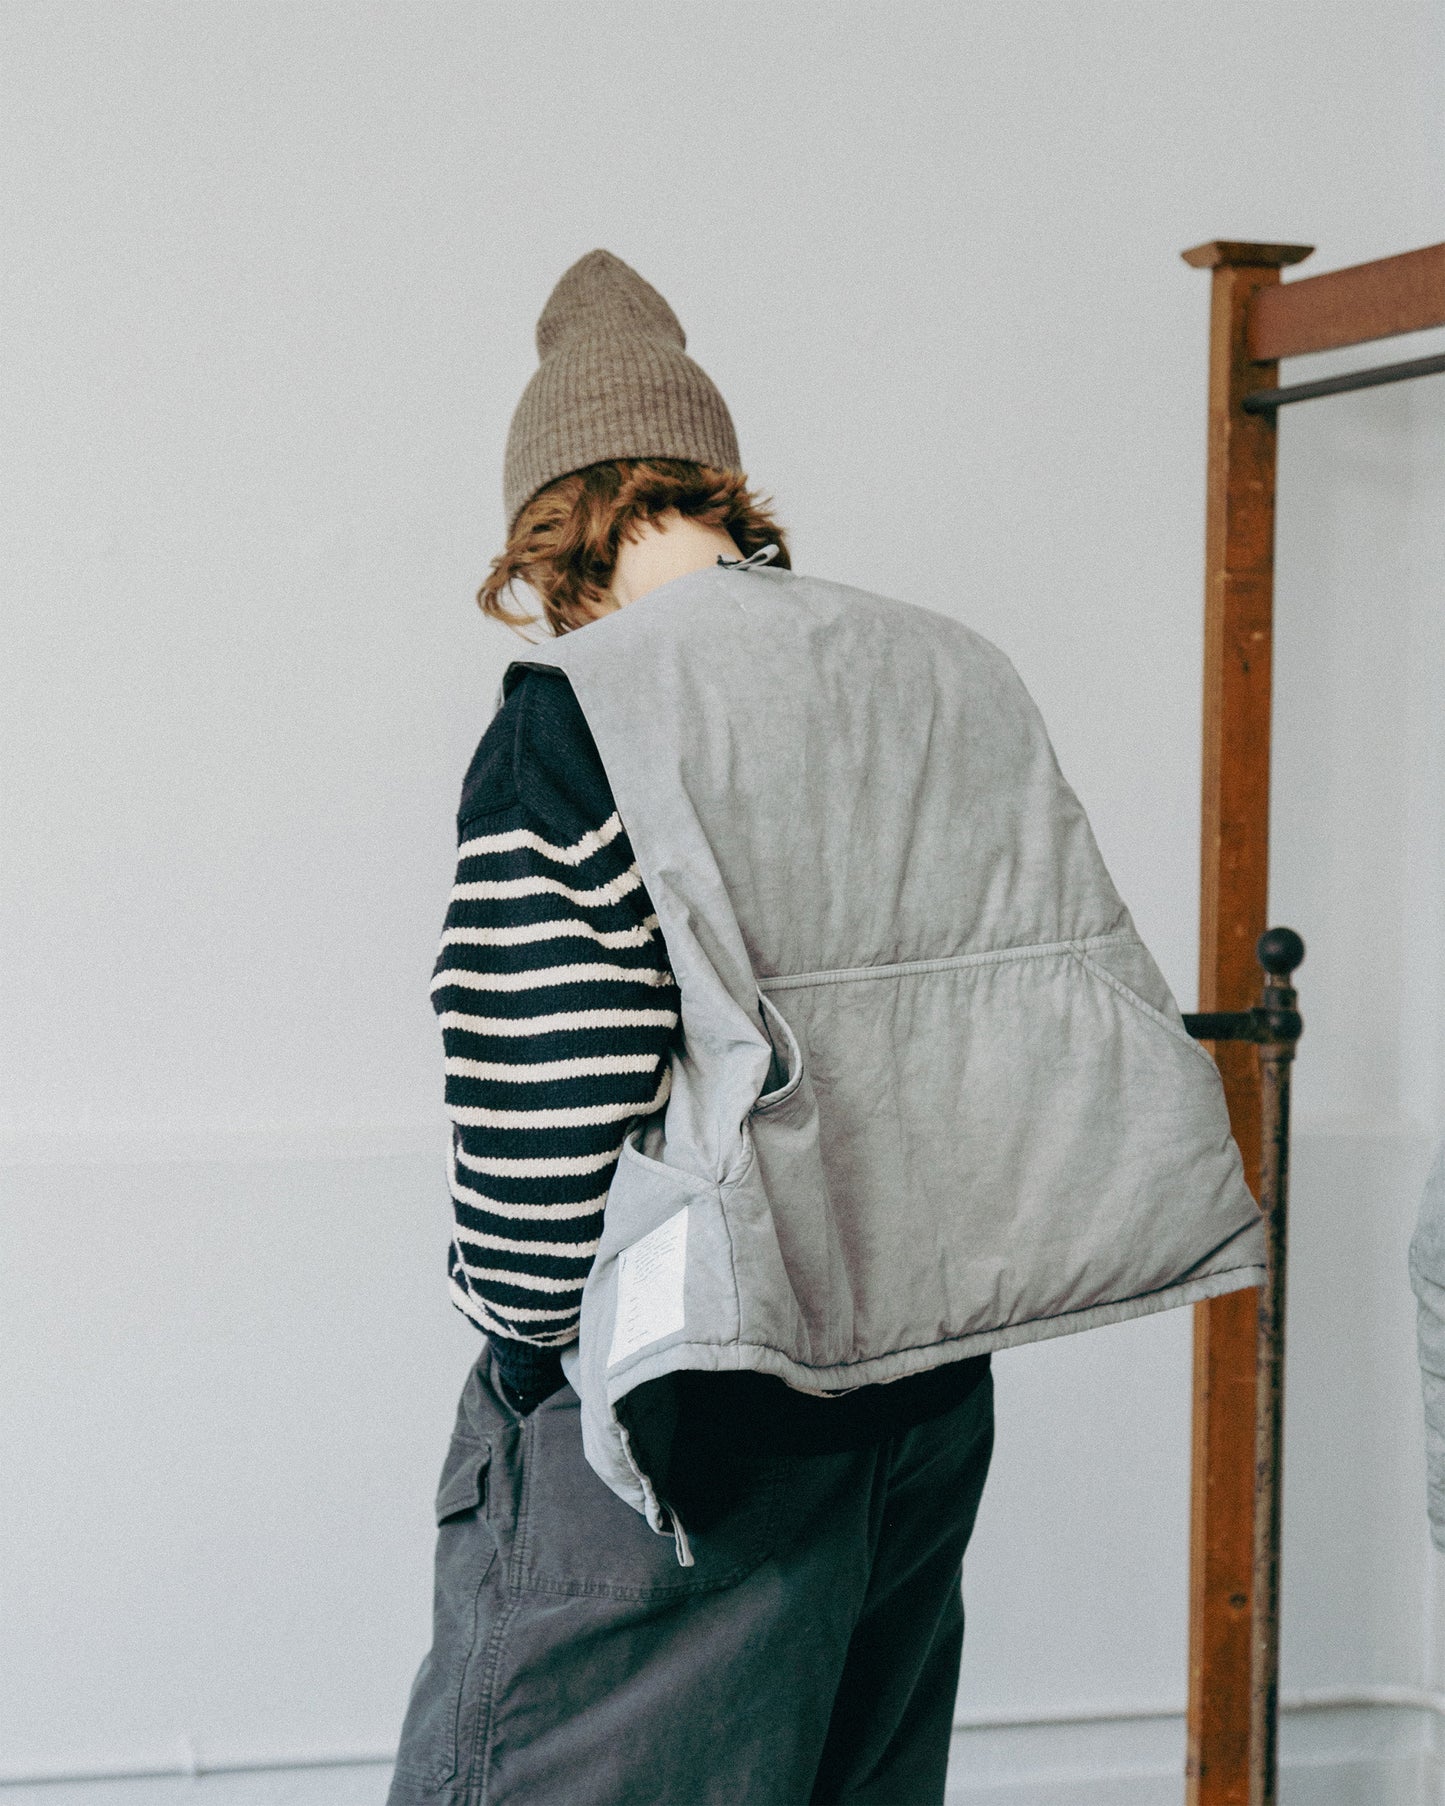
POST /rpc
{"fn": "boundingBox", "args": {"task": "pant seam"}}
[465,1591,522,1803]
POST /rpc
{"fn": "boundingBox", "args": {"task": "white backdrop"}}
[3,1,1442,1793]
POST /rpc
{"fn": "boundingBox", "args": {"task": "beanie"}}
[502,249,741,530]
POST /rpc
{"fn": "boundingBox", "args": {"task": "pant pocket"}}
[512,1385,784,1600]
[389,1433,497,1788]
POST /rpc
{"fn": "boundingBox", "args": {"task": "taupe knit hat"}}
[503,249,741,530]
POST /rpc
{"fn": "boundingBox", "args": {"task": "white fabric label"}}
[608,1207,689,1367]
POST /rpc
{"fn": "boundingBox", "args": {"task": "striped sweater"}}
[431,669,680,1408]
[432,665,991,1439]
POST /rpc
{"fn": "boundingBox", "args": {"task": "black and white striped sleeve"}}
[430,784,680,1396]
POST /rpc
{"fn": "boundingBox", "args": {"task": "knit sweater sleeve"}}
[430,670,680,1410]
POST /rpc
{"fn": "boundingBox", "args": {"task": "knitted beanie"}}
[503,249,741,530]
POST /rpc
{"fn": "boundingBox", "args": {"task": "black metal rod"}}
[1251,979,1296,1806]
[1184,1009,1257,1042]
[1182,1005,1302,1046]
[1242,350,1445,414]
[1186,928,1305,1806]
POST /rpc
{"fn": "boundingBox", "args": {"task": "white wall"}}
[3,0,1442,1792]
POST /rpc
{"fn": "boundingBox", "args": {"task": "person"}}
[1411,1137,1445,1548]
[386,250,1265,1806]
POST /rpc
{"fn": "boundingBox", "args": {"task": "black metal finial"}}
[1184,928,1305,1043]
[1257,927,1305,977]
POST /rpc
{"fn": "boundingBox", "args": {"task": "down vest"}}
[509,561,1264,1538]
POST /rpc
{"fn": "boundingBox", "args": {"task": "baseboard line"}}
[5,1689,1442,1790]
[0,1750,397,1790]
[951,1683,1445,1732]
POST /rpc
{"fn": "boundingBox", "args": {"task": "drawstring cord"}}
[667,1505,695,1568]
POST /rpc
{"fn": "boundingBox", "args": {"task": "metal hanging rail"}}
[1242,349,1445,413]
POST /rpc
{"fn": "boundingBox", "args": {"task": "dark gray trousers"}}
[387,1353,994,1806]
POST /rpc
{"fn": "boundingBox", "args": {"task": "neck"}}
[607,512,743,610]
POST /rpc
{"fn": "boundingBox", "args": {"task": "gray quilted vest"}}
[511,561,1264,1543]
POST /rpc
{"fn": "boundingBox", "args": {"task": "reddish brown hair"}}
[477,459,790,638]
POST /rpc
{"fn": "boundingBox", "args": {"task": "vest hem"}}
[602,1260,1265,1403]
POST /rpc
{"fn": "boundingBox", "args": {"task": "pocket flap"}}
[434,1438,490,1523]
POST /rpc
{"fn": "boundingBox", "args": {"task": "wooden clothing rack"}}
[1179,237,1445,1806]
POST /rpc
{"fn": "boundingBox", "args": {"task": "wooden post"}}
[1179,239,1312,1806]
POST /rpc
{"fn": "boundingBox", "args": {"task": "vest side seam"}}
[1069,946,1221,1070]
[716,1145,747,1358]
[757,932,1138,993]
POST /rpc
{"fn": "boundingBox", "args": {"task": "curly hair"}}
[477,459,790,638]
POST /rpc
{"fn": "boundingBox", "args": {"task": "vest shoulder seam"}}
[757,932,1138,992]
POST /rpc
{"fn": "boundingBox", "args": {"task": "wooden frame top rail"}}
[1248,241,1445,360]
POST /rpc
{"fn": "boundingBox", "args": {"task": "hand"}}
[488,1342,567,1416]
[497,1371,557,1416]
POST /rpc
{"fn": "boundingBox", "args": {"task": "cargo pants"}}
[387,1351,994,1806]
